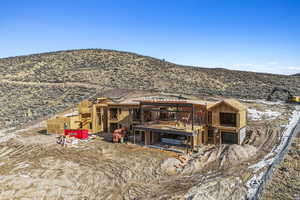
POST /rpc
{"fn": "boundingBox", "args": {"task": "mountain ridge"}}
[1,48,299,99]
[0,48,293,76]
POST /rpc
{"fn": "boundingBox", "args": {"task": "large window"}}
[221,132,238,144]
[220,112,236,127]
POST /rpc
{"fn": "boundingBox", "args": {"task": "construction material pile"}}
[57,135,78,147]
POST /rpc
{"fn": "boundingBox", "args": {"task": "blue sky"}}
[1,0,299,75]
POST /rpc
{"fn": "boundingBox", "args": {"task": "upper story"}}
[207,99,247,131]
[136,99,208,134]
[57,96,247,135]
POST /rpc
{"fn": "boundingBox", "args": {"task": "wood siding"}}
[210,102,246,130]
[107,105,139,133]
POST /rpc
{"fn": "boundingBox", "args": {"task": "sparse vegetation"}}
[0,49,299,199]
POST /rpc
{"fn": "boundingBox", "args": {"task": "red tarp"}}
[64,129,88,139]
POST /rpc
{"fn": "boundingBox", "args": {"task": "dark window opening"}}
[110,108,118,120]
[208,129,214,144]
[221,132,237,144]
[133,108,141,121]
[208,111,212,125]
[220,112,236,127]
[159,108,168,120]
[144,111,152,122]
[89,122,93,130]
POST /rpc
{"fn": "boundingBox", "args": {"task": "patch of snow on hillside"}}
[240,99,285,105]
[248,108,280,121]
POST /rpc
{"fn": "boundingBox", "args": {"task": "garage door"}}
[221,132,238,144]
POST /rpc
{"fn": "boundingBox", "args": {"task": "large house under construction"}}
[47,95,247,150]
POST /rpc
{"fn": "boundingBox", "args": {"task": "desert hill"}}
[0,49,299,128]
[1,49,300,97]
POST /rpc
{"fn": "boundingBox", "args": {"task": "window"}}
[133,108,140,121]
[221,132,238,144]
[110,108,118,120]
[207,129,214,144]
[220,112,236,127]
[208,111,212,125]
[89,122,93,129]
[159,108,168,120]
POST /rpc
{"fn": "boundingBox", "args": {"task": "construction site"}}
[47,92,247,151]
[0,89,299,200]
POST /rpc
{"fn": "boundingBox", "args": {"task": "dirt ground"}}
[0,96,296,200]
[261,132,300,200]
[0,125,179,200]
[0,127,248,200]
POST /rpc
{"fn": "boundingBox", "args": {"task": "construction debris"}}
[57,135,79,147]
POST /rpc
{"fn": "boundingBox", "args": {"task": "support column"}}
[145,130,150,145]
[140,103,144,124]
[192,105,194,131]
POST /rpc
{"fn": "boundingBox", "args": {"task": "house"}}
[207,99,247,144]
[47,95,247,150]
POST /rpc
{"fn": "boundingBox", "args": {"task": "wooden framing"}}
[47,115,79,135]
[46,96,247,146]
[207,99,247,145]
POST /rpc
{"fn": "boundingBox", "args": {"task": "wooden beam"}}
[192,104,194,131]
[140,104,144,124]
[141,108,191,113]
[138,102,193,107]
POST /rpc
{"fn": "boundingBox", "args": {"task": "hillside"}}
[1,49,300,96]
[1,49,300,129]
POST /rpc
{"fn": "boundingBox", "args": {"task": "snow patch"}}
[246,171,265,196]
[240,99,285,105]
[248,108,281,121]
